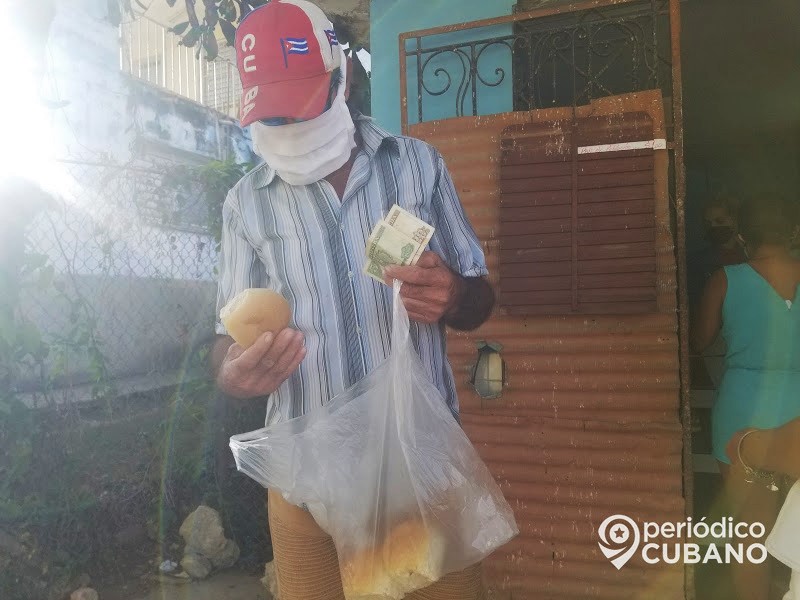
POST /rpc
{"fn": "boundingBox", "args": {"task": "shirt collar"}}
[354,112,399,159]
[252,162,275,189]
[252,113,399,190]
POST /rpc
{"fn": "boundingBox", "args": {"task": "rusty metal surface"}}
[667,0,693,597]
[497,111,659,315]
[409,91,683,599]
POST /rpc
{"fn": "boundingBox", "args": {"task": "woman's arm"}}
[726,418,800,480]
[690,268,727,353]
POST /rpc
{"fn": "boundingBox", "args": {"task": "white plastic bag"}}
[230,281,518,599]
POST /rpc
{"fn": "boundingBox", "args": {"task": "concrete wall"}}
[370,0,516,133]
[47,0,252,163]
[128,79,252,164]
[20,0,253,387]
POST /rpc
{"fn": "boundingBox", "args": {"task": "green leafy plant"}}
[163,0,269,60]
[0,182,53,461]
[160,157,254,249]
[0,180,113,511]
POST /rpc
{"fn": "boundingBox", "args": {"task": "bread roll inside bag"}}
[230,281,518,600]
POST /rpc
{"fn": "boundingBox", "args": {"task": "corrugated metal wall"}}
[409,90,685,599]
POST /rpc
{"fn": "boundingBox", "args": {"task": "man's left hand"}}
[384,251,463,324]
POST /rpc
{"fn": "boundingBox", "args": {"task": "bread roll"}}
[220,288,291,348]
[341,552,396,600]
[341,519,444,600]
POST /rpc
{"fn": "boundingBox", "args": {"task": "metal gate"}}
[400,1,690,598]
[410,91,682,599]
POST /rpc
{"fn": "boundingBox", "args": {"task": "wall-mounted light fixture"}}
[470,341,505,399]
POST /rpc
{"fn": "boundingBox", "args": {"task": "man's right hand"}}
[216,328,306,399]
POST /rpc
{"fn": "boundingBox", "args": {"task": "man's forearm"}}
[444,276,495,331]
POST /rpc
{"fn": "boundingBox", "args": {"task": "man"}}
[210,2,495,599]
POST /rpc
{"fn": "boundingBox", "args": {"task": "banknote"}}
[362,206,436,284]
[384,205,434,263]
[363,222,420,283]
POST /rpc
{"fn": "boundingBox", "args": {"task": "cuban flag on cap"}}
[324,29,338,47]
[280,36,309,67]
[282,37,309,54]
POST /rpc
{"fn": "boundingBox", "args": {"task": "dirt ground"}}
[111,570,270,600]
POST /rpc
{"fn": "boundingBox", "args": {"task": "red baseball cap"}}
[235,0,342,126]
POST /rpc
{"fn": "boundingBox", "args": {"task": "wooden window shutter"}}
[499,112,658,315]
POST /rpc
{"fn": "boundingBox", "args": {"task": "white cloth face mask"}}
[250,48,356,186]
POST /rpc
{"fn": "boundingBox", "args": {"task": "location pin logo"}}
[598,514,640,570]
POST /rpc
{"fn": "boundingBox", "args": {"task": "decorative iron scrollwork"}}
[404,0,672,123]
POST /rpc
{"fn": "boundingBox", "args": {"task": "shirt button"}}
[356,326,362,335]
[348,271,354,279]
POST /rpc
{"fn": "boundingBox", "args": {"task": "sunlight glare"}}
[0,14,58,189]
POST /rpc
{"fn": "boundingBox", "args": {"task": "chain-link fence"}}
[1,157,272,599]
[17,158,221,398]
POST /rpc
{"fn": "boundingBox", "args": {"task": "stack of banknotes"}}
[363,205,435,284]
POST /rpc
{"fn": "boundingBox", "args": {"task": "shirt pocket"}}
[393,178,434,225]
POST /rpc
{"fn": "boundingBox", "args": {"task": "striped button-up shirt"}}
[215,115,487,426]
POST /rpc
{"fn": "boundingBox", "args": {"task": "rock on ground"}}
[179,506,227,558]
[210,539,240,570]
[181,553,213,580]
[70,588,99,600]
[261,561,279,599]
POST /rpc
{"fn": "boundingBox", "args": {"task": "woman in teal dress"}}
[692,195,800,600]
